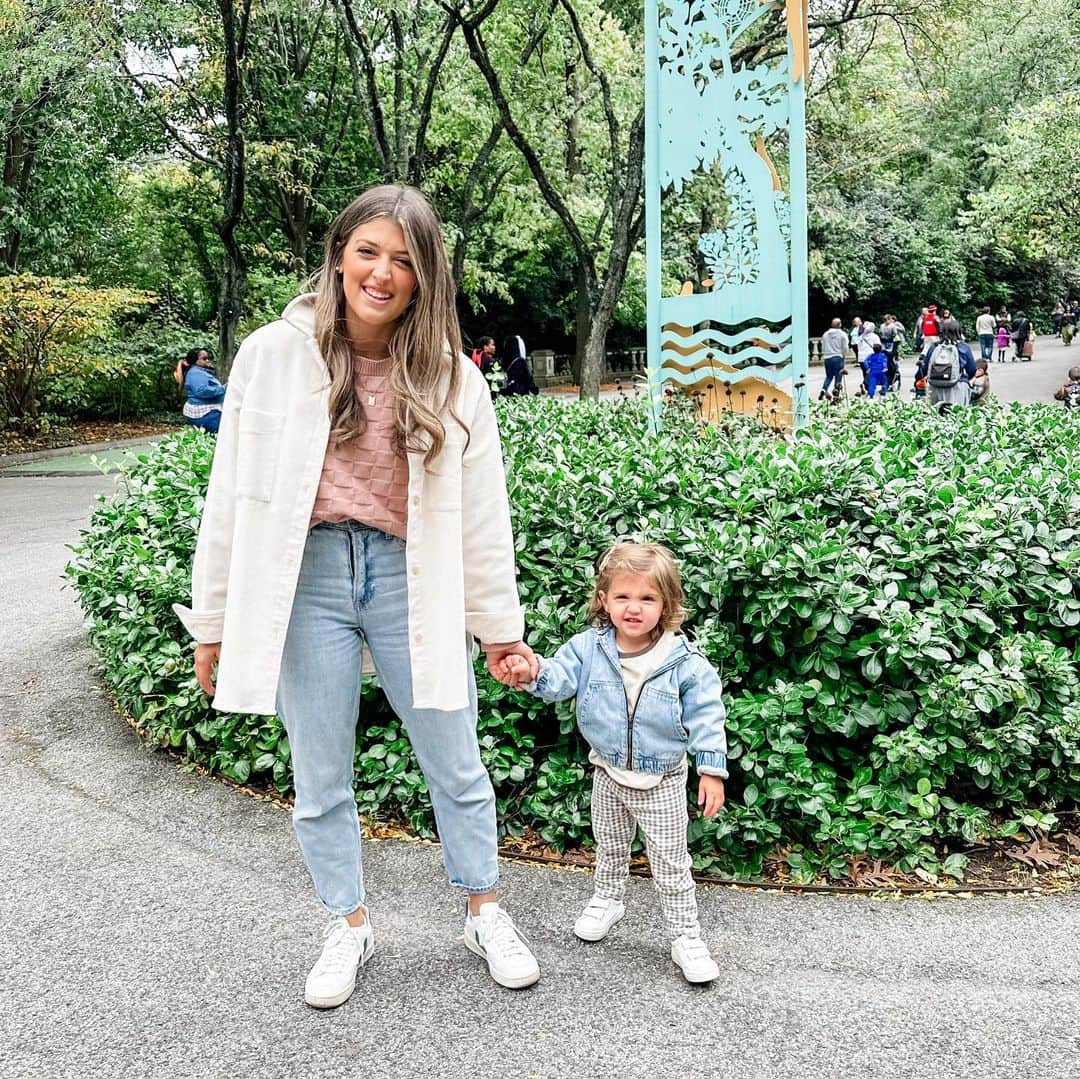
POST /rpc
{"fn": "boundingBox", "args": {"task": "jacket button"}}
[413,632,423,643]
[411,564,420,575]
[411,496,420,507]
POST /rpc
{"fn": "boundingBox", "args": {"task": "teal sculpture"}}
[646,0,810,429]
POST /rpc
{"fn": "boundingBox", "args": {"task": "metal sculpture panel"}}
[646,0,809,429]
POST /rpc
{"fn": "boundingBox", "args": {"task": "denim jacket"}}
[527,628,728,777]
[184,364,227,406]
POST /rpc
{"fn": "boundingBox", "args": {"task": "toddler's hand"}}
[697,775,725,818]
[497,653,533,687]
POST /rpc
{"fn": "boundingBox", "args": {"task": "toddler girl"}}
[995,323,1010,362]
[501,543,727,983]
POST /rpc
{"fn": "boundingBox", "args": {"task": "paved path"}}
[2,477,1079,1078]
[804,333,1075,404]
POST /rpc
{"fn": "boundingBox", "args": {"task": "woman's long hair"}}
[313,185,463,465]
[939,317,962,345]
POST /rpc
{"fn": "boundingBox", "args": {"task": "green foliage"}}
[40,312,201,421]
[66,399,1080,880]
[0,275,155,425]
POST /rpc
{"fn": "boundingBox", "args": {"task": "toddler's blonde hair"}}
[587,543,686,633]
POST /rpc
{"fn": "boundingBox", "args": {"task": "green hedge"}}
[66,399,1080,881]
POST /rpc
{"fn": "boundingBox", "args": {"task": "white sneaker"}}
[671,934,719,984]
[304,913,374,1008]
[463,902,540,989]
[573,895,625,941]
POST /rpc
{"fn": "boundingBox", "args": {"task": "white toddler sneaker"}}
[464,901,540,989]
[304,913,375,1008]
[671,934,719,984]
[573,895,626,941]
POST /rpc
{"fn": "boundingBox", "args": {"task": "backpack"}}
[927,342,960,388]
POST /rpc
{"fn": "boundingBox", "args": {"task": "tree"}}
[0,275,153,424]
[453,0,645,397]
[120,0,253,375]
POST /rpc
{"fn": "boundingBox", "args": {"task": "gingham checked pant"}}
[589,762,700,939]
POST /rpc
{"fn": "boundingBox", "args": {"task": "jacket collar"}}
[596,625,690,677]
[282,292,318,338]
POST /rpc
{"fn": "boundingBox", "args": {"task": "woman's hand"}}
[483,641,538,685]
[194,642,221,696]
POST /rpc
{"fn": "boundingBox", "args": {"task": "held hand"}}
[499,653,533,687]
[194,642,221,697]
[697,775,726,818]
[483,640,539,685]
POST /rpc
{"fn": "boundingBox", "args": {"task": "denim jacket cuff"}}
[695,751,728,779]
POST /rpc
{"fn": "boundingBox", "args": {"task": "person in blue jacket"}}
[865,341,890,399]
[176,348,227,433]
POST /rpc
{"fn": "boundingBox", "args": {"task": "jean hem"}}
[319,897,367,917]
[450,877,501,894]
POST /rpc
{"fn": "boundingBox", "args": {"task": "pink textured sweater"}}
[310,354,409,538]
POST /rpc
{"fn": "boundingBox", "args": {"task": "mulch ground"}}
[0,419,181,458]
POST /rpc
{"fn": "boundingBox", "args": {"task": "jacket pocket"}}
[236,409,286,502]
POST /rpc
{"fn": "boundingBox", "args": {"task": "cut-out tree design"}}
[646,0,809,429]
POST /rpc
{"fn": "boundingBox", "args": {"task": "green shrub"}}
[65,400,1080,880]
[41,314,205,421]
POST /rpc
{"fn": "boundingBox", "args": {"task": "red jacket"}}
[920,313,940,338]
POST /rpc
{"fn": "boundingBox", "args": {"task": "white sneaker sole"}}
[672,955,719,984]
[573,903,625,942]
[305,934,374,1009]
[463,932,541,989]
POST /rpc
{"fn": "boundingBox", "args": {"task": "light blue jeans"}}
[276,521,499,915]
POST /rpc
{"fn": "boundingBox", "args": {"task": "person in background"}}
[1052,303,1064,337]
[1053,365,1080,407]
[819,318,849,402]
[996,304,1011,329]
[995,322,1010,362]
[470,336,495,369]
[969,359,990,406]
[913,307,928,354]
[1062,303,1076,346]
[855,320,881,397]
[917,317,976,409]
[1011,311,1032,363]
[975,306,996,363]
[499,336,539,397]
[175,347,226,434]
[865,339,890,399]
[919,305,941,353]
[848,316,863,361]
[879,314,905,364]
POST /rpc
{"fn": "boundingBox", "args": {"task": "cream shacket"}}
[172,294,524,715]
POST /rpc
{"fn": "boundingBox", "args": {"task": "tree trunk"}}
[216,0,249,379]
[572,262,591,384]
[579,305,614,399]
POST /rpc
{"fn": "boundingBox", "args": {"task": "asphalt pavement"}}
[1,445,1079,1078]
[804,333,1076,405]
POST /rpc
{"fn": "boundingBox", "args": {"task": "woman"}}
[175,348,226,433]
[916,317,976,409]
[173,185,541,1008]
[498,335,538,397]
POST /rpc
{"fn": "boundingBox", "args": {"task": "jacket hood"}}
[282,292,318,339]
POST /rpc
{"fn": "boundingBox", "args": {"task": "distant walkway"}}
[804,334,1074,405]
[2,474,1080,1078]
